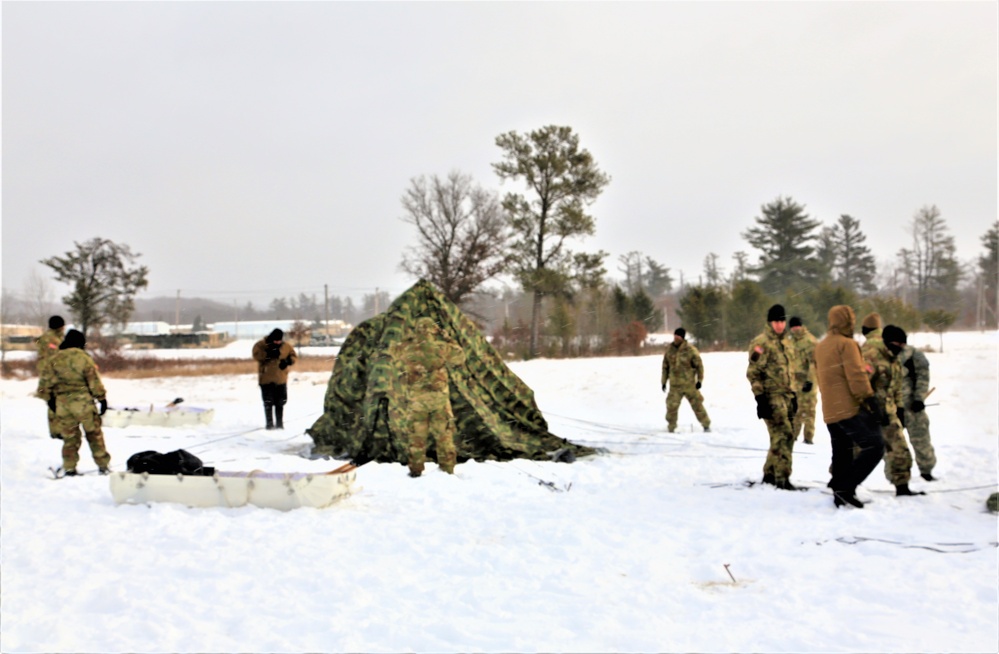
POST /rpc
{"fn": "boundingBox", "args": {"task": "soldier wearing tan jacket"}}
[814,305,884,509]
[252,329,297,430]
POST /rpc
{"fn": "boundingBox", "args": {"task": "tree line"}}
[8,124,998,357]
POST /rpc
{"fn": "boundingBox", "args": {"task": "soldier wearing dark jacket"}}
[814,305,883,509]
[660,327,710,433]
[746,304,799,490]
[36,329,111,475]
[35,315,66,439]
[252,329,297,430]
[897,335,937,481]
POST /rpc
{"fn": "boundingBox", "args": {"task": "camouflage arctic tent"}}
[307,279,594,466]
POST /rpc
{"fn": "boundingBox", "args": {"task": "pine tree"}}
[978,221,998,328]
[741,196,823,295]
[829,215,877,294]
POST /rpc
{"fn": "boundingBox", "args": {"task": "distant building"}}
[210,319,351,341]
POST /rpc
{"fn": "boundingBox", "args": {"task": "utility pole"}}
[175,290,180,333]
[324,284,330,339]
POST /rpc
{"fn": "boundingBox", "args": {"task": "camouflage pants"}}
[55,393,110,471]
[791,389,817,443]
[761,394,796,482]
[407,393,456,475]
[903,409,936,476]
[665,383,710,431]
[881,418,913,486]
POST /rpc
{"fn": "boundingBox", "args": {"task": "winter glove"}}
[755,394,773,420]
[863,397,890,427]
[279,356,292,371]
[896,407,905,424]
[802,381,813,393]
[695,381,702,390]
[98,399,108,416]
[661,384,666,393]
[265,343,281,360]
[911,399,925,413]
[47,395,56,413]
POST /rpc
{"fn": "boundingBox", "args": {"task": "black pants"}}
[828,409,885,492]
[260,383,288,407]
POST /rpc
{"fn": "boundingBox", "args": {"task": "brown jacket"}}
[814,305,873,424]
[252,339,297,385]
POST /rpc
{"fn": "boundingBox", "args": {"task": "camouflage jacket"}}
[861,335,904,415]
[897,345,930,406]
[37,348,106,401]
[388,335,465,396]
[35,328,64,366]
[788,327,818,391]
[746,323,796,398]
[661,340,704,388]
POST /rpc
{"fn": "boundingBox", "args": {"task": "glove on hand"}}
[661,384,666,393]
[265,343,281,360]
[98,399,108,416]
[802,381,813,393]
[863,397,890,427]
[755,394,773,420]
[911,400,925,413]
[279,357,292,371]
[47,395,57,413]
[695,381,702,390]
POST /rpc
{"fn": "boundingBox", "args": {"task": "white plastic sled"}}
[102,404,214,428]
[108,463,358,511]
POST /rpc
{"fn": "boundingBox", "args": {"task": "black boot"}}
[275,405,284,430]
[264,405,274,430]
[761,473,776,486]
[775,479,798,491]
[895,483,926,496]
[921,472,936,481]
[833,489,865,509]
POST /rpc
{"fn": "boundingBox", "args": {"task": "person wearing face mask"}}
[863,324,923,497]
[746,304,799,490]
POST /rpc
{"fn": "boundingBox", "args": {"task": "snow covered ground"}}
[1,330,996,653]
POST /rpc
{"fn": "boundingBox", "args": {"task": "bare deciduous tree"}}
[400,171,512,306]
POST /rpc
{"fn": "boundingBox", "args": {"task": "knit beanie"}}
[789,316,802,328]
[766,304,787,323]
[59,329,85,350]
[861,312,881,335]
[882,325,907,345]
[266,328,284,343]
[48,315,65,330]
[674,327,686,339]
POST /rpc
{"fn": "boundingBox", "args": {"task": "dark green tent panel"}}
[307,280,594,465]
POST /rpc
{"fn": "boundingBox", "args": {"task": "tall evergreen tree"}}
[493,125,610,358]
[828,215,877,294]
[677,285,725,346]
[978,221,998,328]
[741,196,823,295]
[896,205,962,312]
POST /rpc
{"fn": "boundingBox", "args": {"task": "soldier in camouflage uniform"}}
[896,334,937,481]
[660,328,710,433]
[787,317,818,444]
[862,324,922,496]
[746,304,800,490]
[36,329,111,475]
[388,317,466,477]
[35,315,66,439]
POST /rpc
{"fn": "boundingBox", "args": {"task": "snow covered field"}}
[1,331,996,653]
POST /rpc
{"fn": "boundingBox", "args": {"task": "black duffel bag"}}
[126,449,215,476]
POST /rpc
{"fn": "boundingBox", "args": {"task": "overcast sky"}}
[2,1,996,308]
